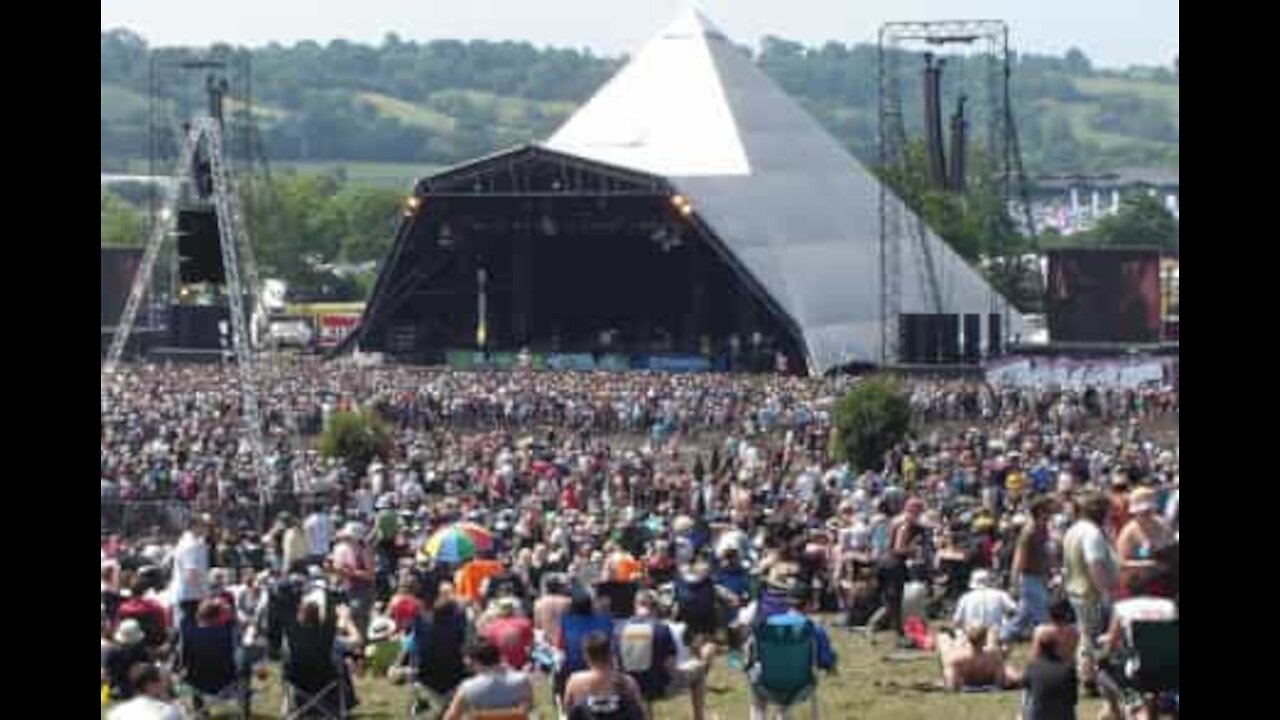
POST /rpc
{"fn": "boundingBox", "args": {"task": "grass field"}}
[119,158,436,189]
[167,620,1106,719]
[359,93,459,134]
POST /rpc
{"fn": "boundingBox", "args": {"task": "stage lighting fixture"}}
[670,194,693,217]
[403,195,422,217]
[539,215,558,237]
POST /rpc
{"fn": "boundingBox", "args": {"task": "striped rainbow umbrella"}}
[423,522,494,564]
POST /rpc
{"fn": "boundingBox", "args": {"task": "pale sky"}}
[101,0,1178,69]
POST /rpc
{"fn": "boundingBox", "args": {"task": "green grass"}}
[273,160,440,189]
[159,622,1106,719]
[427,88,576,127]
[1036,99,1175,152]
[358,92,457,133]
[1072,76,1179,108]
[118,158,437,189]
[101,83,152,123]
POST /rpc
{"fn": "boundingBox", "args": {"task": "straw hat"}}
[1129,487,1158,514]
[367,617,395,642]
[114,619,145,646]
[969,569,993,590]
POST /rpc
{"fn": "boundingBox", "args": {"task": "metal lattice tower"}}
[103,117,270,495]
[877,20,1033,364]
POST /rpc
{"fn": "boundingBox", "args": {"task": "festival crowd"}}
[101,362,1178,719]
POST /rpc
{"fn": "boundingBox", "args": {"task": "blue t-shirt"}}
[714,567,751,600]
[561,613,615,673]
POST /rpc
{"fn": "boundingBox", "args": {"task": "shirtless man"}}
[533,574,573,646]
[563,630,647,720]
[1030,598,1080,664]
[937,625,1020,691]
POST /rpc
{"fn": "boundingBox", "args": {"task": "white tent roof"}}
[547,7,1022,372]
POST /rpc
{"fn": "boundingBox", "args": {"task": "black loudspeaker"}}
[939,314,960,364]
[170,305,228,349]
[920,314,940,364]
[963,314,981,362]
[178,209,225,284]
[988,313,1003,357]
[898,314,916,364]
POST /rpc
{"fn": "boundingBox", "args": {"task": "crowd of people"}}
[100,361,1178,719]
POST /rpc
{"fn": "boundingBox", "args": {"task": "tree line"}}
[102,29,1178,173]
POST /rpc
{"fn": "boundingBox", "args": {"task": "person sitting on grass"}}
[936,625,1020,691]
[443,638,534,720]
[106,662,183,720]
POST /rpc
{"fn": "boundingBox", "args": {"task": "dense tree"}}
[101,33,1177,174]
[101,189,144,247]
[831,376,913,473]
[1082,192,1178,253]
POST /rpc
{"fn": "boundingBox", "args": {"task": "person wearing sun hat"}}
[333,521,376,640]
[1115,486,1175,599]
[102,619,150,701]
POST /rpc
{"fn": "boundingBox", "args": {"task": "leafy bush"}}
[318,409,392,474]
[831,376,914,472]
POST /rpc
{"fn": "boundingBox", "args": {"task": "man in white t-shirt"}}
[303,505,332,564]
[168,518,211,623]
[951,570,1017,633]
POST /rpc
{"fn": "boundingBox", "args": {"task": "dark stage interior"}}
[359,189,803,371]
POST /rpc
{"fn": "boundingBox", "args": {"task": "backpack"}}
[674,578,716,631]
[747,616,818,707]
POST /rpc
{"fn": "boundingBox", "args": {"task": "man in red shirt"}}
[480,597,534,670]
[116,580,170,649]
[388,577,424,632]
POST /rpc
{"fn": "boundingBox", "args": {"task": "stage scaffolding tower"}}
[877,20,1036,365]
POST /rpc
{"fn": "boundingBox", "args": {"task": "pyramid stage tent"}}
[348,8,1021,374]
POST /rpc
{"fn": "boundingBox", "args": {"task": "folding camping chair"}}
[747,619,821,720]
[281,630,351,719]
[175,620,253,719]
[282,669,349,720]
[1121,619,1179,718]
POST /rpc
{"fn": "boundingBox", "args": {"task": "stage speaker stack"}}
[963,314,981,362]
[178,208,226,284]
[939,314,960,364]
[169,305,228,349]
[920,314,940,364]
[898,314,917,364]
[988,314,1003,357]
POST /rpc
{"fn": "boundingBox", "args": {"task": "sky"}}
[101,0,1178,69]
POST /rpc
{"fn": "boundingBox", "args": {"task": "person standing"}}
[168,517,212,625]
[1115,486,1174,599]
[332,522,377,637]
[881,497,926,641]
[1003,497,1055,644]
[303,501,332,567]
[1061,492,1118,694]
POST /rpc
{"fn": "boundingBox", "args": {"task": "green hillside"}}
[101,29,1178,176]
